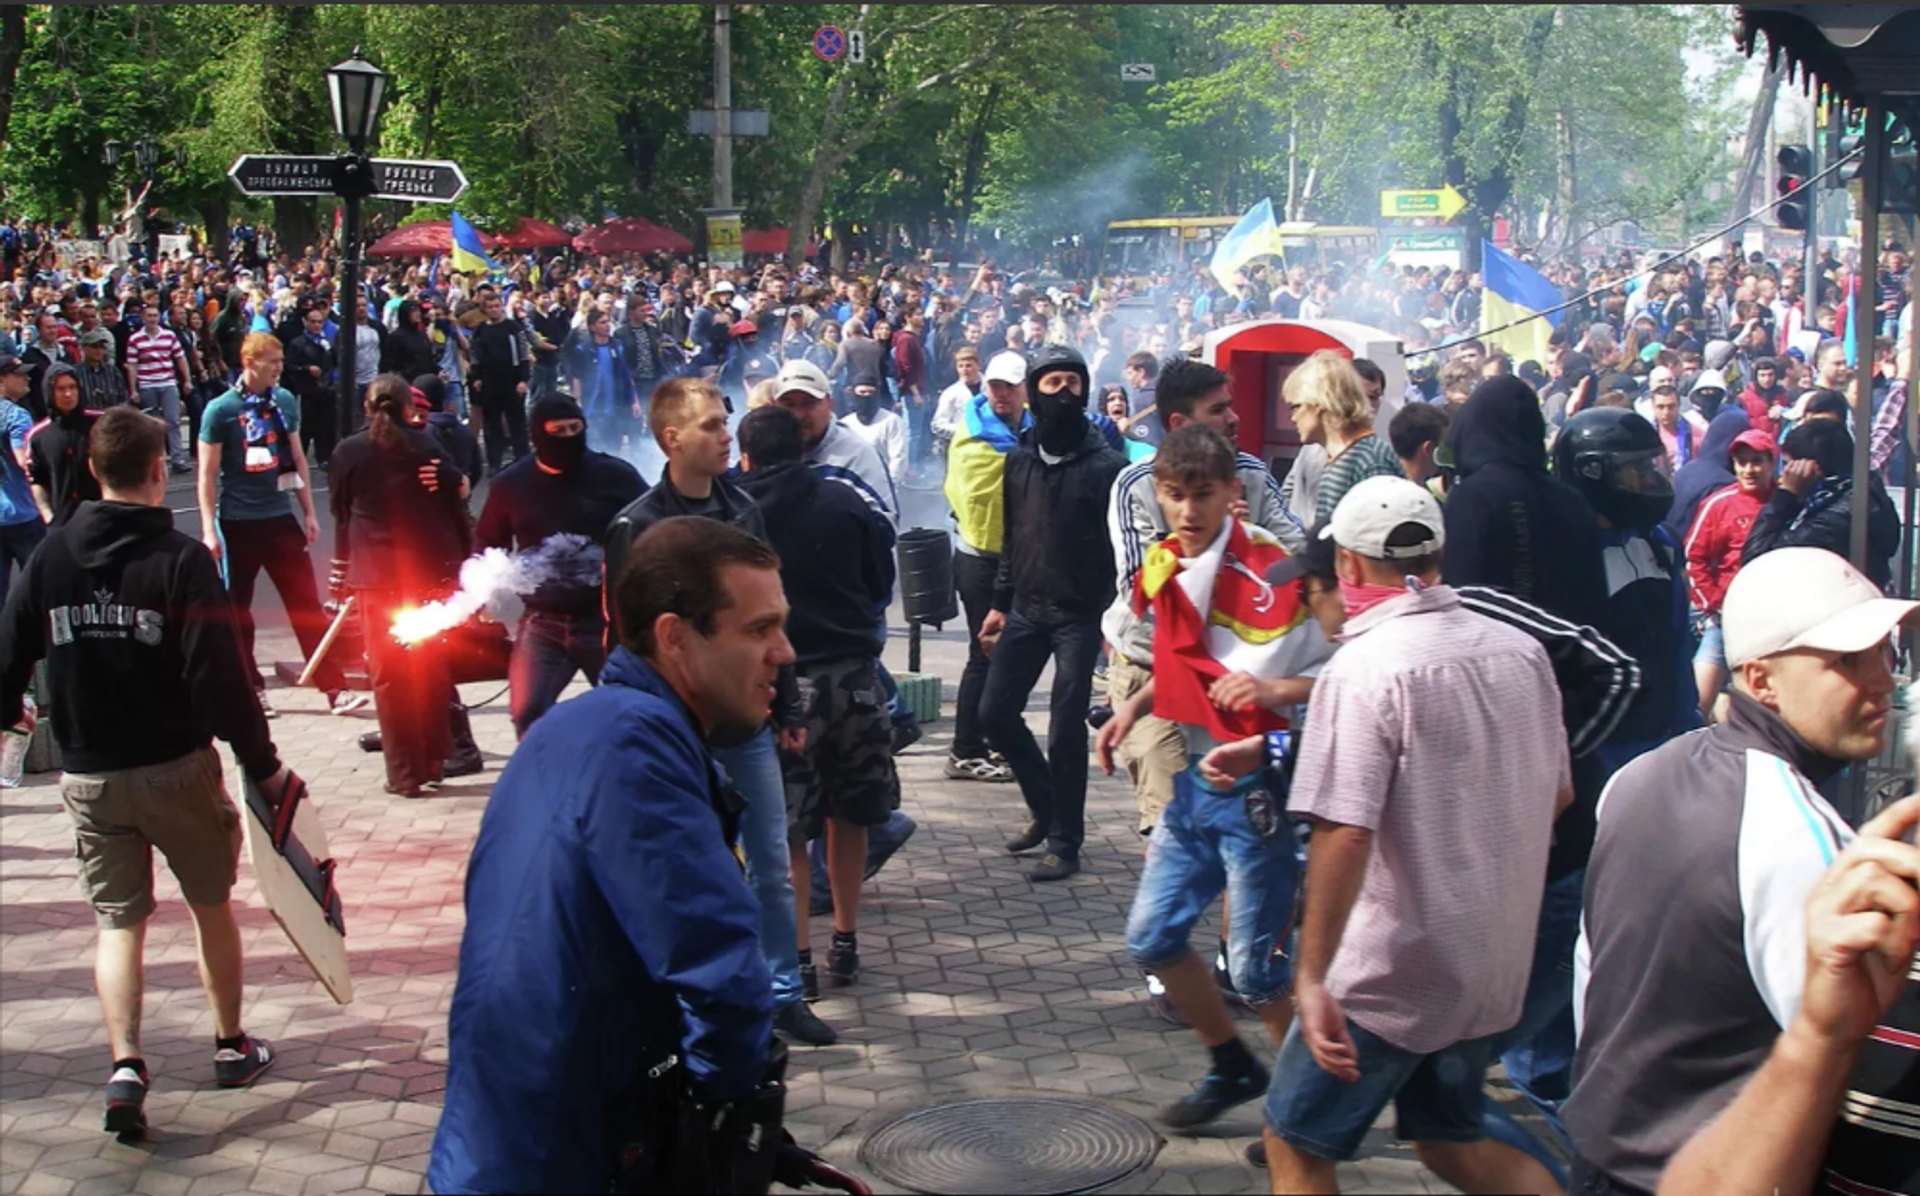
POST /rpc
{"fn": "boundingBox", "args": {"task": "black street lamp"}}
[325,46,390,437]
[102,138,121,169]
[133,137,159,178]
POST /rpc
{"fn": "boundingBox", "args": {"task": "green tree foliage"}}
[0,3,1740,264]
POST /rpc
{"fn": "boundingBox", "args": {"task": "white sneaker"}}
[256,690,278,719]
[330,691,371,716]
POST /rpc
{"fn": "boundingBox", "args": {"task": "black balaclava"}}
[1026,345,1091,456]
[530,396,587,473]
[850,375,882,422]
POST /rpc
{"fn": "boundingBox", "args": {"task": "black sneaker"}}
[1030,853,1080,882]
[358,729,383,753]
[1147,988,1189,1027]
[808,890,834,918]
[890,720,923,756]
[1159,1065,1270,1130]
[799,961,821,1004]
[828,935,859,987]
[774,1001,839,1047]
[103,1063,147,1140]
[1005,821,1046,854]
[1245,1140,1269,1169]
[213,1035,275,1089]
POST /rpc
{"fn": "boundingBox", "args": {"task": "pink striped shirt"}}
[127,327,183,390]
[1288,583,1570,1054]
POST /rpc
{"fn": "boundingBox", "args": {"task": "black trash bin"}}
[897,527,959,626]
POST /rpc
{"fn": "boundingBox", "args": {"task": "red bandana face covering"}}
[1337,577,1419,619]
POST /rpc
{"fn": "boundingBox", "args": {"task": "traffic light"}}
[1777,143,1813,230]
[1836,128,1917,215]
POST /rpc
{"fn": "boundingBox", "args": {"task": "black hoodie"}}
[1441,377,1607,628]
[735,460,894,666]
[0,500,281,780]
[24,364,101,526]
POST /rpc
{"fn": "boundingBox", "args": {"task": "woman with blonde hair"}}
[1284,349,1403,526]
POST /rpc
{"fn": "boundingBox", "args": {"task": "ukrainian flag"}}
[450,211,496,275]
[1210,198,1278,291]
[1480,239,1562,368]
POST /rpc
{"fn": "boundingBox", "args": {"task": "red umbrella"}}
[494,217,572,250]
[573,216,693,256]
[741,228,788,256]
[364,220,500,258]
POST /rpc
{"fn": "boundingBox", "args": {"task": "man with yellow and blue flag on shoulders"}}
[942,349,1029,785]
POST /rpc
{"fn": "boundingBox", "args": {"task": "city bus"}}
[1100,216,1378,282]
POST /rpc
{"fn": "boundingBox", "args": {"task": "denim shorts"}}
[1265,1016,1499,1161]
[1692,615,1725,668]
[1124,765,1299,1006]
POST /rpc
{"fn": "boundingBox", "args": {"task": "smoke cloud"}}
[390,534,603,645]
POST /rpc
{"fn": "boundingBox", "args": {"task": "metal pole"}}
[338,186,361,442]
[1804,100,1820,320]
[1849,107,1882,573]
[713,3,733,211]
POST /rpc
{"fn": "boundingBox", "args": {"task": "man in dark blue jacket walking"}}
[429,518,789,1195]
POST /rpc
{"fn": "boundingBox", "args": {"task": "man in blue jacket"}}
[428,517,788,1195]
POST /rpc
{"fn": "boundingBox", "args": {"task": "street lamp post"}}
[326,47,388,439]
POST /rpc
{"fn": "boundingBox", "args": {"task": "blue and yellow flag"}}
[1480,239,1562,368]
[1209,198,1278,291]
[449,211,495,275]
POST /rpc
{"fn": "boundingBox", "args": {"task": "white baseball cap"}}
[773,359,831,401]
[984,350,1028,386]
[1322,476,1446,560]
[1722,547,1919,667]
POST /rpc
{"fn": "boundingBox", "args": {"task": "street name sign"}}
[228,154,340,197]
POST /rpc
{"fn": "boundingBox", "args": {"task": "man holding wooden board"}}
[0,406,300,1141]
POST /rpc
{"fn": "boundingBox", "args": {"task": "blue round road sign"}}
[813,25,845,62]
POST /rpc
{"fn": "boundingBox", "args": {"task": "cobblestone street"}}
[1,617,1498,1196]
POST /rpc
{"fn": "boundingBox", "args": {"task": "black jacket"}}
[469,318,530,401]
[0,500,280,780]
[328,428,471,593]
[603,473,766,627]
[736,461,894,666]
[382,325,438,383]
[425,411,483,494]
[283,330,333,401]
[994,420,1128,624]
[475,451,646,618]
[614,320,664,385]
[1740,474,1901,590]
[1440,377,1608,628]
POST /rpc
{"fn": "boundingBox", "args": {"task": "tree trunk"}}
[272,197,320,258]
[788,147,847,275]
[80,191,100,239]
[829,219,850,274]
[198,195,232,260]
[0,5,26,151]
[955,82,1000,250]
[1730,64,1782,223]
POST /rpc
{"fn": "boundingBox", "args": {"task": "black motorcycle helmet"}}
[1552,407,1673,531]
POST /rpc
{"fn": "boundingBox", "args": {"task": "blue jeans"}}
[137,385,184,466]
[1125,766,1298,1006]
[713,729,803,1008]
[876,660,918,732]
[808,809,917,908]
[0,518,47,608]
[509,611,607,738]
[1480,868,1585,1180]
[1266,1018,1504,1161]
[979,612,1104,860]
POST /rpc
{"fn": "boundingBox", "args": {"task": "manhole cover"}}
[859,1097,1161,1195]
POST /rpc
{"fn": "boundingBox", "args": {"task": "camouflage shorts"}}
[780,657,899,845]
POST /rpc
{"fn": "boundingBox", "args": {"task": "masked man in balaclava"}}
[476,396,646,737]
[977,345,1128,882]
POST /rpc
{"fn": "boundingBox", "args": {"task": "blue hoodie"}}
[1664,407,1750,545]
[428,648,772,1195]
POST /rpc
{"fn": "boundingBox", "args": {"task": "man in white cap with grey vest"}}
[1566,545,1918,1196]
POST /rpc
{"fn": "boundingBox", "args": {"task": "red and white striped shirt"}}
[127,327,184,390]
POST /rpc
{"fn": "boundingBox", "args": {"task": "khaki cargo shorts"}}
[60,747,241,929]
[1106,657,1186,834]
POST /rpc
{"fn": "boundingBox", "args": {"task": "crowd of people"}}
[0,209,1916,1196]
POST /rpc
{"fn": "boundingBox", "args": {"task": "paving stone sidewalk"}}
[0,614,1521,1196]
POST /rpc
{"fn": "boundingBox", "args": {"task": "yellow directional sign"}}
[1380,184,1469,221]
